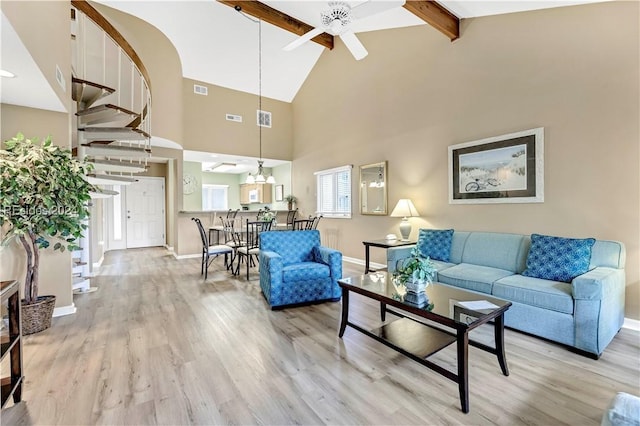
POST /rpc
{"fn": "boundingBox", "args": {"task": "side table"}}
[362,239,416,274]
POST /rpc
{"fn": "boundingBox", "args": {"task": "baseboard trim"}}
[342,256,385,271]
[623,317,640,331]
[53,303,77,318]
[165,245,174,252]
[174,253,201,260]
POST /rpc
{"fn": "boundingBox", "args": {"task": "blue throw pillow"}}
[417,229,454,262]
[522,234,595,282]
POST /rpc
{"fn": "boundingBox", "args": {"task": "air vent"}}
[257,110,272,128]
[56,65,66,92]
[226,114,242,123]
[193,84,208,95]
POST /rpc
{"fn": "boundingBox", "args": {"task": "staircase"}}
[70,1,154,290]
[72,78,151,188]
[71,2,152,194]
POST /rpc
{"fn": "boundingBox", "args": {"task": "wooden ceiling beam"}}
[218,1,334,50]
[403,1,460,41]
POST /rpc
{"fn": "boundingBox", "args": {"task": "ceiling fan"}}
[283,0,406,61]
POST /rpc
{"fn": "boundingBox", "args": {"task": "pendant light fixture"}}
[369,164,385,188]
[245,17,275,185]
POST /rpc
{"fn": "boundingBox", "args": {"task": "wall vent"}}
[55,65,66,92]
[226,114,242,123]
[193,84,208,95]
[257,110,271,128]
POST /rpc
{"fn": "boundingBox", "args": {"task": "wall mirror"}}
[360,161,388,215]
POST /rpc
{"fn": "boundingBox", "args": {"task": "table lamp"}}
[390,199,420,241]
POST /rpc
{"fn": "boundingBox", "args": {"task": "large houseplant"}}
[0,133,95,334]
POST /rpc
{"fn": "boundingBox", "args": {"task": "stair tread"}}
[77,104,140,128]
[87,174,138,183]
[77,104,138,117]
[78,127,151,140]
[81,144,151,160]
[72,77,115,93]
[81,143,150,153]
[88,158,147,173]
[90,188,120,196]
[72,77,115,107]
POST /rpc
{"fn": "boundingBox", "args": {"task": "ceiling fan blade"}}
[351,0,406,20]
[339,30,368,60]
[283,27,325,51]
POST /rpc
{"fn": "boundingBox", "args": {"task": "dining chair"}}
[285,208,298,229]
[192,217,233,279]
[309,215,322,230]
[209,209,239,245]
[221,217,245,272]
[293,219,312,230]
[235,218,273,279]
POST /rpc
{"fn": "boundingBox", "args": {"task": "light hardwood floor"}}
[2,247,639,425]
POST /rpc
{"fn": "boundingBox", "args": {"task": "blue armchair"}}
[259,230,342,309]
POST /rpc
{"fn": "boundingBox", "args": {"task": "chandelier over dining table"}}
[245,17,275,185]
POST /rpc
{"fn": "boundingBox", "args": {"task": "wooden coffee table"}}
[337,272,511,413]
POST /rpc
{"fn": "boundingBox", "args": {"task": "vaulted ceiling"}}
[92,0,604,103]
[0,1,606,114]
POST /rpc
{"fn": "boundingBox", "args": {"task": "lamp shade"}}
[390,199,420,218]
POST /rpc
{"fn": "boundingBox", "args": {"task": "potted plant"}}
[259,206,276,223]
[393,246,437,294]
[0,133,95,335]
[284,194,297,211]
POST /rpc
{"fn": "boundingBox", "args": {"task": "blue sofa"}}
[259,230,342,309]
[387,231,626,358]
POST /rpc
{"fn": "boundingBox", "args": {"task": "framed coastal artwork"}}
[448,128,544,204]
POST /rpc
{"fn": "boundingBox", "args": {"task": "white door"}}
[126,177,166,248]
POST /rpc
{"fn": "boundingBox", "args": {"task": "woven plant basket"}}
[21,295,56,335]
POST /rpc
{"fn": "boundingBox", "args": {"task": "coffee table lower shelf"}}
[353,317,460,374]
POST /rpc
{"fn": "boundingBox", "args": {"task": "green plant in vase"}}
[0,133,96,334]
[261,210,276,222]
[284,194,297,210]
[393,246,437,294]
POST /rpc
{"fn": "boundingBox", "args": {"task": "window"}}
[202,184,228,210]
[315,165,352,218]
[112,185,122,241]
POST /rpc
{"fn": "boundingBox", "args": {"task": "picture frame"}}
[448,128,544,204]
[275,184,284,202]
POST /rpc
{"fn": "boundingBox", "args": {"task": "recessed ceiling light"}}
[0,69,16,78]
